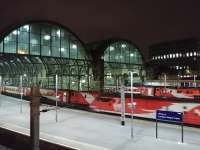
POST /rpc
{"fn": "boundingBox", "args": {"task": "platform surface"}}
[0,94,200,150]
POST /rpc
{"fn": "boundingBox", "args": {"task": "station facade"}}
[0,21,145,92]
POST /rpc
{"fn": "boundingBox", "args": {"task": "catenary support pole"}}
[156,120,158,139]
[0,76,2,107]
[55,74,58,122]
[130,72,134,139]
[20,75,23,113]
[181,113,184,143]
[120,83,125,126]
[194,75,196,88]
[0,75,2,94]
[30,84,41,150]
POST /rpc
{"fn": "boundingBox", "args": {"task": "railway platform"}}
[0,95,200,150]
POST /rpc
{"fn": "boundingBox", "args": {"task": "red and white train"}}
[1,85,200,126]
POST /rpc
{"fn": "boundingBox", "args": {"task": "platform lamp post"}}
[120,81,125,126]
[20,74,27,113]
[163,73,167,96]
[194,75,197,88]
[0,75,2,94]
[20,75,23,113]
[55,74,58,122]
[0,75,2,107]
[121,73,128,126]
[164,73,167,88]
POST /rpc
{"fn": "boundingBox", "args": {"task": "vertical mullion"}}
[77,42,78,59]
[68,35,70,59]
[68,34,71,90]
[16,29,18,54]
[60,29,61,57]
[39,24,42,56]
[28,25,31,55]
[69,66,71,90]
[87,63,89,91]
[3,37,4,53]
[50,25,52,57]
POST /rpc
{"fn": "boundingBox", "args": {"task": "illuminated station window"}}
[103,41,145,87]
[0,22,92,91]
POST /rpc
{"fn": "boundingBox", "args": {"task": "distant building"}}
[148,38,200,80]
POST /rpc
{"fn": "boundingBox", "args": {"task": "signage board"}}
[156,110,183,123]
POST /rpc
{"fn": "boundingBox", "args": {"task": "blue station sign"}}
[156,110,183,123]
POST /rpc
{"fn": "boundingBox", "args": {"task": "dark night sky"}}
[0,0,200,59]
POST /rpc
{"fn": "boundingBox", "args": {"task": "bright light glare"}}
[13,30,20,35]
[81,79,86,83]
[56,30,60,37]
[121,44,126,48]
[110,46,114,51]
[72,44,77,49]
[44,35,50,40]
[23,25,29,31]
[60,48,65,52]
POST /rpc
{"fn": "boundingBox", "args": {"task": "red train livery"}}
[2,86,200,126]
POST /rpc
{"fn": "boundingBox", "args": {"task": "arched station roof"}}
[0,21,93,91]
[87,38,145,65]
[0,20,91,60]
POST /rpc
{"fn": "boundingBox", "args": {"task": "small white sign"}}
[128,102,136,109]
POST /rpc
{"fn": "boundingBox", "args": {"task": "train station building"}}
[0,21,145,91]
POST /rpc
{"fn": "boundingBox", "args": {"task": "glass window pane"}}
[0,42,3,52]
[18,43,29,54]
[52,36,60,47]
[109,46,115,62]
[30,24,40,34]
[62,76,69,89]
[30,44,40,55]
[41,34,50,46]
[78,44,86,59]
[19,25,30,32]
[70,42,77,59]
[115,43,121,63]
[104,50,109,61]
[124,47,130,63]
[18,30,29,54]
[4,40,16,54]
[4,32,17,53]
[80,76,88,91]
[52,27,60,37]
[41,24,51,35]
[30,33,40,55]
[70,76,78,90]
[42,46,51,56]
[52,47,60,57]
[61,37,69,58]
[18,30,29,44]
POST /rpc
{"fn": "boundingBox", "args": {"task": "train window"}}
[177,90,181,93]
[99,97,112,102]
